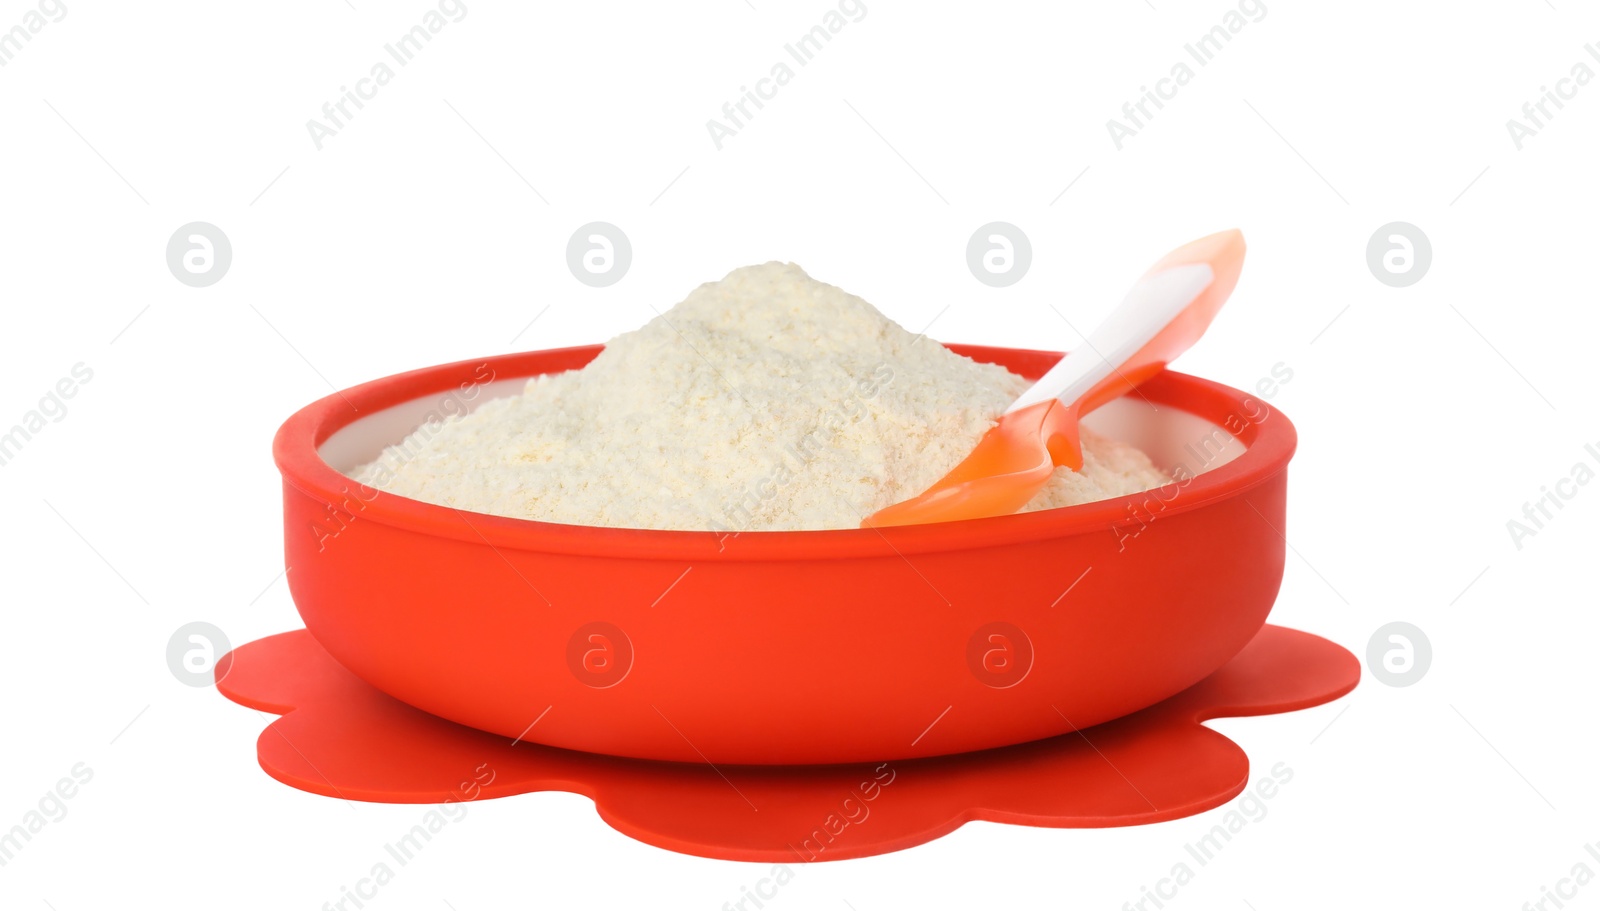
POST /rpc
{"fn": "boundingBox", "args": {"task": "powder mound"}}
[353,263,1171,530]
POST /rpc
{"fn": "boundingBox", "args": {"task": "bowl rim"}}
[273,344,1296,560]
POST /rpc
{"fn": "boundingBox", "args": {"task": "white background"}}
[2,0,1597,908]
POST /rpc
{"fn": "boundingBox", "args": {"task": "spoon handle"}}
[1006,229,1246,418]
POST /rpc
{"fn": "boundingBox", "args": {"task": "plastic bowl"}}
[274,345,1296,765]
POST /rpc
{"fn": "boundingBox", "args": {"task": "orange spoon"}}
[865,229,1247,527]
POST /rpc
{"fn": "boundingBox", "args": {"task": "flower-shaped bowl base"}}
[216,624,1356,862]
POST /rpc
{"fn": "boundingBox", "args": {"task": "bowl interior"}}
[317,357,1247,490]
[318,374,530,475]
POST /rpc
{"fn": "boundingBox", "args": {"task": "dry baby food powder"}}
[353,263,1171,531]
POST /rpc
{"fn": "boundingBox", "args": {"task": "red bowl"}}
[274,345,1296,765]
